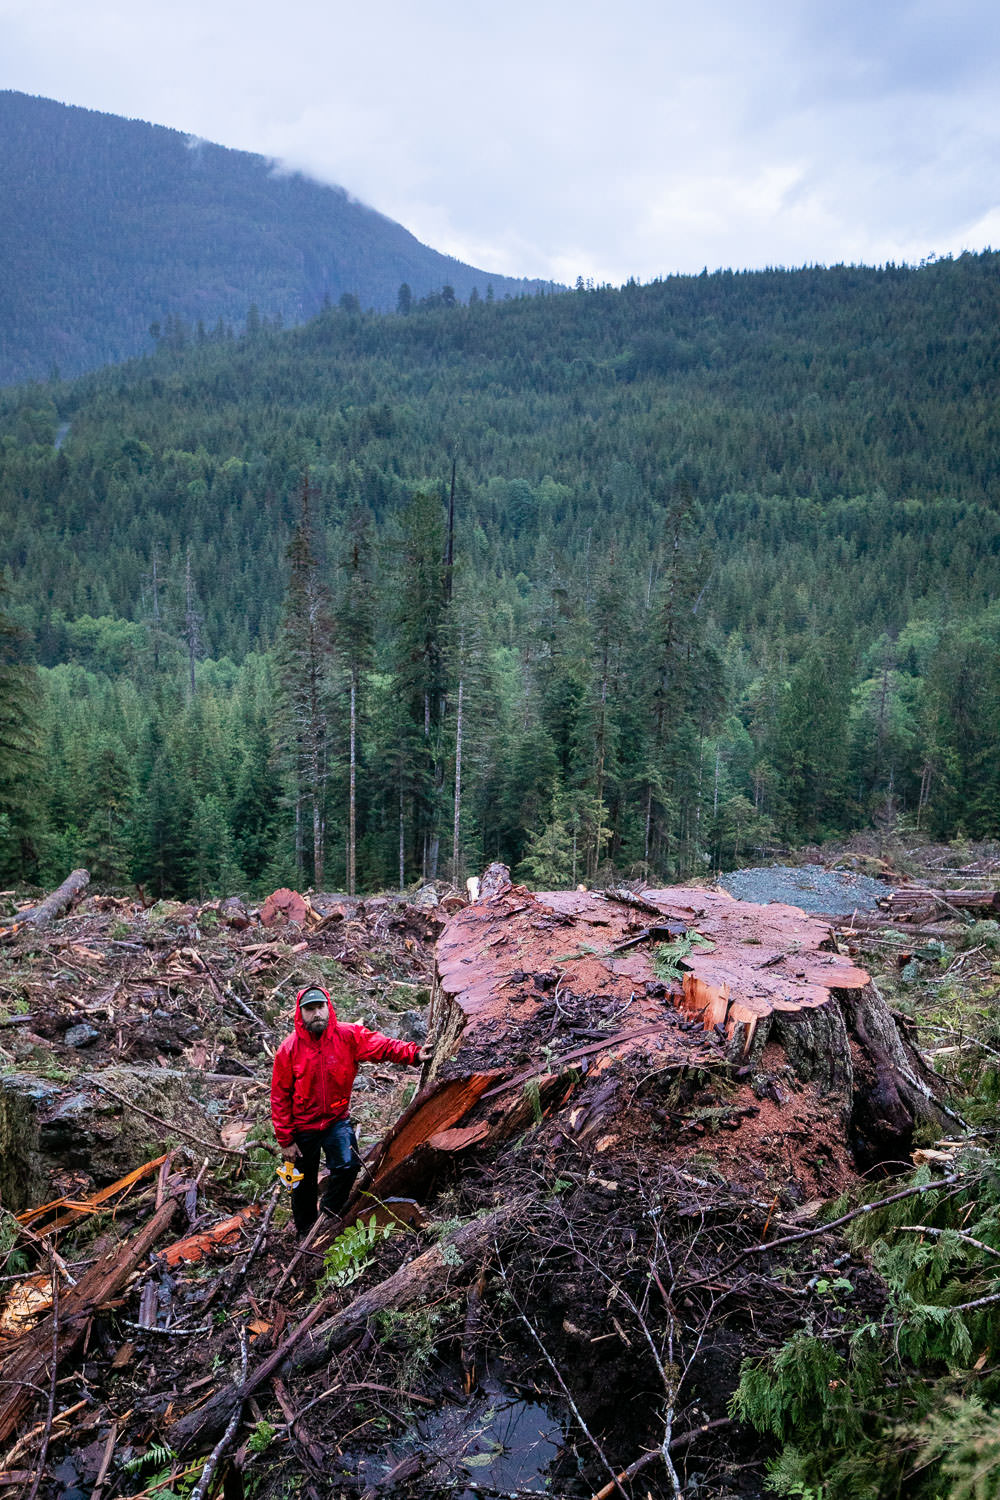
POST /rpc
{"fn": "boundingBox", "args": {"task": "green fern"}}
[122,1443,175,1475]
[317,1214,394,1293]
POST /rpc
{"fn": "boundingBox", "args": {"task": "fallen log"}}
[0,869,89,936]
[168,1208,508,1450]
[879,887,1000,918]
[0,1196,178,1443]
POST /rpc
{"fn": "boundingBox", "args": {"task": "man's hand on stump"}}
[417,1043,433,1064]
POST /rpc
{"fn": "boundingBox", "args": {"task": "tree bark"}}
[3,869,89,932]
[169,1209,508,1450]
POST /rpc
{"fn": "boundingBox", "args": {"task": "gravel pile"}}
[718,864,888,916]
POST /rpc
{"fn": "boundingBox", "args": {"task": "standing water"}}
[360,1390,565,1496]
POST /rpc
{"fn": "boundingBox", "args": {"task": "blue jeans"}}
[291,1118,360,1233]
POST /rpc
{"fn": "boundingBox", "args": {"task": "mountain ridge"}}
[0,90,555,385]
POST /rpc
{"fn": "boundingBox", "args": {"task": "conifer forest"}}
[1,252,999,896]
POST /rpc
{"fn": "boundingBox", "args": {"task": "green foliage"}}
[653,930,715,981]
[910,1396,1000,1500]
[247,1420,278,1455]
[515,785,578,888]
[122,1444,175,1475]
[317,1213,394,1293]
[0,1212,29,1276]
[522,1078,543,1125]
[4,248,1000,889]
[733,1155,1000,1498]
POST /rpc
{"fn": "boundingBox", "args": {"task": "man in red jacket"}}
[271,984,428,1234]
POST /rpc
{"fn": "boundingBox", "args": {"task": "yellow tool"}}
[276,1159,304,1190]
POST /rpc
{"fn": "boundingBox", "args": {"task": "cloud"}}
[1,0,999,282]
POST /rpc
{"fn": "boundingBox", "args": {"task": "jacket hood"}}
[294,985,337,1042]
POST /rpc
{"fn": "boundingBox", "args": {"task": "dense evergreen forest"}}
[0,91,550,386]
[1,250,999,897]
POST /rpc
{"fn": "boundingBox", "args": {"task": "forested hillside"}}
[0,91,549,385]
[1,251,999,895]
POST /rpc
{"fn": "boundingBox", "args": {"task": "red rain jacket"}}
[270,986,420,1146]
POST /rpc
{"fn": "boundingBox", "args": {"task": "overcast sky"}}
[3,0,999,285]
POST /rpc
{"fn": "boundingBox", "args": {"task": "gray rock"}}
[48,1093,92,1121]
[398,1009,428,1042]
[64,1023,100,1049]
[719,864,886,917]
[411,884,440,909]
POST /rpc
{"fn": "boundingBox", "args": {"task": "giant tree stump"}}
[352,867,945,1211]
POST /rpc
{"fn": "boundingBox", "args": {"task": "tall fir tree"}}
[0,585,41,879]
[337,506,375,896]
[391,490,448,881]
[273,478,337,888]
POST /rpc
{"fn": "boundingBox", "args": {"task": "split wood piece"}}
[159,1205,261,1267]
[170,1209,508,1450]
[0,1196,178,1444]
[17,1154,168,1235]
[345,1070,570,1215]
[0,869,90,935]
[343,1074,500,1212]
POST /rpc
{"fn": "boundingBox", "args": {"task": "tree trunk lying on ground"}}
[168,1209,509,1450]
[0,1196,177,1444]
[0,868,90,936]
[879,887,1000,918]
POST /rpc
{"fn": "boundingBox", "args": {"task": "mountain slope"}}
[2,250,999,662]
[0,91,551,385]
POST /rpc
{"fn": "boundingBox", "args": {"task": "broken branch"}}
[189,1323,248,1500]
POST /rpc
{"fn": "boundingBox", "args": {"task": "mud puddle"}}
[364,1388,565,1495]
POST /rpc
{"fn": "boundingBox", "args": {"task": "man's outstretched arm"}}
[270,1046,301,1158]
[352,1026,430,1066]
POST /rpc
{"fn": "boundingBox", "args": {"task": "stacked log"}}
[878,887,1000,921]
